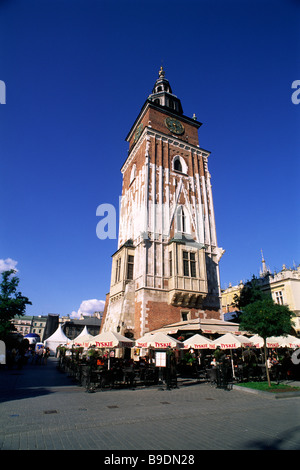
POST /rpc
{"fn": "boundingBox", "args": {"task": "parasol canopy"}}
[88,331,134,349]
[183,334,215,350]
[249,334,300,348]
[288,336,300,348]
[68,333,96,348]
[267,334,300,348]
[248,334,264,348]
[213,333,252,349]
[135,332,183,349]
[235,334,253,346]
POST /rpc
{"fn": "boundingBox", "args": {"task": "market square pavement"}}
[0,357,299,451]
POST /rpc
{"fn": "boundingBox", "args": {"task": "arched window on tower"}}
[174,158,182,172]
[173,155,187,174]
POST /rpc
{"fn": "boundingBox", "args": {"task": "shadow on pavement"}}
[0,387,55,404]
[244,425,300,450]
[0,357,75,404]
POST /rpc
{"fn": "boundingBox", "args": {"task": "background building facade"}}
[11,315,47,340]
[222,261,300,334]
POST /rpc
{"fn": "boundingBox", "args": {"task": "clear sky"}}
[0,0,299,318]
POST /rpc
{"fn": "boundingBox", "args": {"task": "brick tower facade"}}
[101,67,224,338]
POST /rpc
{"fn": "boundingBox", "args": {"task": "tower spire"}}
[148,66,183,115]
[260,250,269,276]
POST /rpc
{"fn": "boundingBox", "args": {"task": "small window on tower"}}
[169,251,173,277]
[115,258,121,283]
[127,255,134,280]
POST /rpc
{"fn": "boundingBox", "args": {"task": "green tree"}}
[239,298,294,386]
[234,275,267,310]
[0,270,32,340]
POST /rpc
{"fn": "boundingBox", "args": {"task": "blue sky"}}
[0,0,299,318]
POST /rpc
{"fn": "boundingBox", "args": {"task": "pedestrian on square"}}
[35,346,43,365]
[42,347,50,365]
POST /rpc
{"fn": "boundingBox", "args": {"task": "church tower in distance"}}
[101,67,224,338]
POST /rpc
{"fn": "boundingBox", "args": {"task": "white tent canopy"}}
[75,325,90,339]
[44,325,70,355]
[66,326,88,346]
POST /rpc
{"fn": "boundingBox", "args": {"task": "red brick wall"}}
[144,300,221,333]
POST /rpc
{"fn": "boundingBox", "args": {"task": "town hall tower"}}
[101,67,224,338]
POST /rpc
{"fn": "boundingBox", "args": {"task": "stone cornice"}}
[121,127,210,174]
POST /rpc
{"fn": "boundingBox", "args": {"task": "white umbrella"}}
[183,334,215,350]
[235,334,253,346]
[249,334,264,348]
[135,332,183,349]
[289,337,300,348]
[88,331,134,370]
[71,333,96,348]
[213,333,250,349]
[266,336,282,348]
[266,334,300,348]
[213,333,252,379]
[89,331,134,348]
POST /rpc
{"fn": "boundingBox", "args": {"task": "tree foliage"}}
[239,298,294,339]
[235,275,294,387]
[234,275,267,310]
[0,270,32,339]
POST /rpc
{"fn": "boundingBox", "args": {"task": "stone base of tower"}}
[101,287,222,339]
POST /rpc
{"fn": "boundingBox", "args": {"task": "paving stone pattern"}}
[0,358,299,450]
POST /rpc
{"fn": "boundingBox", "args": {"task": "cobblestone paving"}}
[0,358,299,450]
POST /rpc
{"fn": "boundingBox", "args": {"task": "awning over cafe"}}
[148,318,242,336]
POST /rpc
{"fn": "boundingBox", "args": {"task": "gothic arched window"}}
[174,157,182,172]
[173,155,187,174]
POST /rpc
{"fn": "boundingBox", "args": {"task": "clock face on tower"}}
[165,117,184,135]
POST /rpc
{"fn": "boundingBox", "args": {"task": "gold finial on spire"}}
[159,65,165,78]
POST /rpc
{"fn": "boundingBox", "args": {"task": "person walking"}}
[42,347,50,365]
